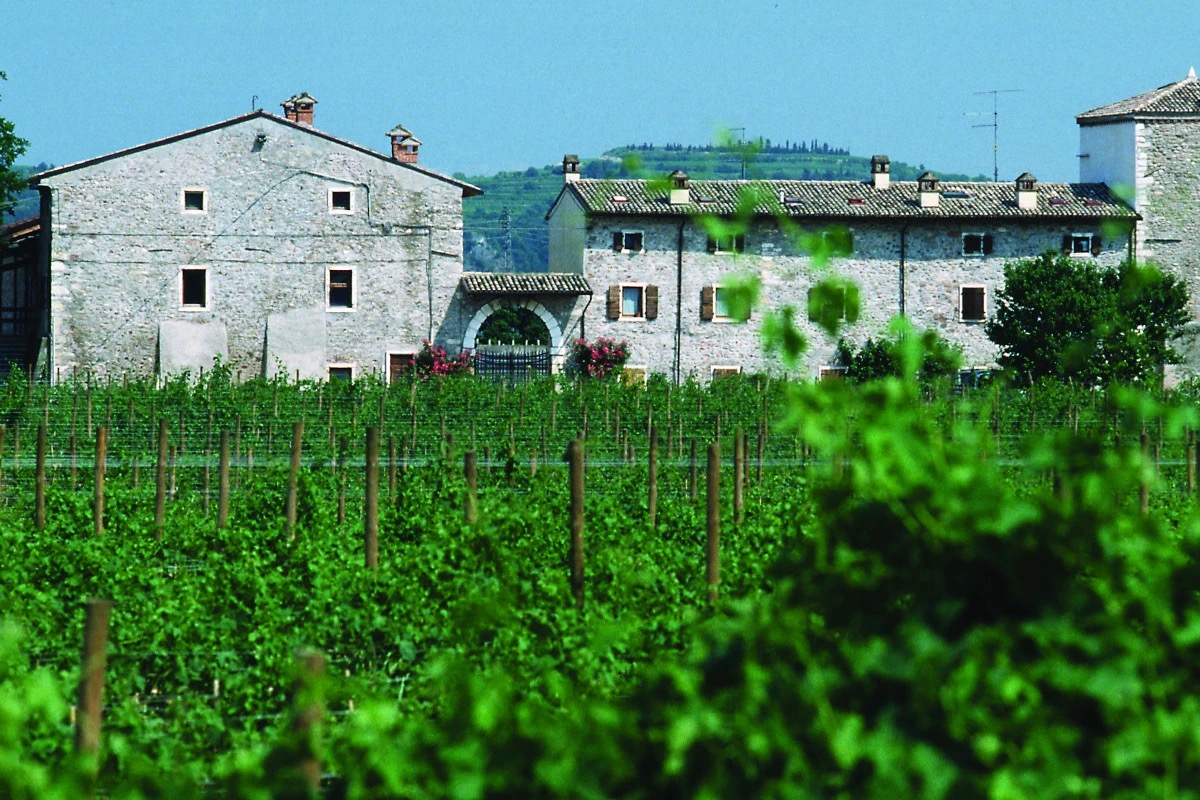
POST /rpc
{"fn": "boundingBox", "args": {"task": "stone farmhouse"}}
[543,69,1200,382]
[2,71,1197,383]
[20,93,490,381]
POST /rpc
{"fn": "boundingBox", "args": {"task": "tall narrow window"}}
[328,268,354,310]
[180,267,207,309]
[961,286,986,321]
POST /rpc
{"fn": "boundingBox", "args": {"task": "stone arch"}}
[463,299,564,355]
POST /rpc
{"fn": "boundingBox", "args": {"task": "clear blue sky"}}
[3,1,1195,181]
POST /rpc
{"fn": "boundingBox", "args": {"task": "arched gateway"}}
[463,299,564,378]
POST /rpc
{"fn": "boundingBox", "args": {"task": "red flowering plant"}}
[414,339,473,378]
[568,336,630,379]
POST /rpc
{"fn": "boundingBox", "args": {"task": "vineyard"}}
[4,366,1200,797]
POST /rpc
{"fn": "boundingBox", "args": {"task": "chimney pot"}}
[918,171,940,208]
[388,124,421,163]
[282,92,317,127]
[668,169,690,204]
[870,154,890,190]
[562,154,580,184]
[1015,172,1038,210]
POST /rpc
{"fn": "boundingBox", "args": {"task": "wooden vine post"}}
[1140,431,1151,516]
[286,420,304,540]
[154,419,168,539]
[217,430,231,529]
[290,650,326,797]
[706,442,721,603]
[364,427,379,571]
[647,426,658,529]
[76,597,113,798]
[35,422,46,530]
[464,450,478,525]
[93,427,107,537]
[567,439,585,610]
[733,426,745,526]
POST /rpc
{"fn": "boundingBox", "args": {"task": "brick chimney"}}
[281,92,317,127]
[669,170,690,204]
[562,154,580,183]
[917,171,940,208]
[387,124,421,163]
[870,155,890,190]
[1015,172,1038,210]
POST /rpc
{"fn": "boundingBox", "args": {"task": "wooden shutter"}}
[982,234,994,255]
[606,285,620,319]
[612,231,624,252]
[645,285,659,320]
[1062,235,1072,255]
[1091,235,1102,256]
[700,286,715,321]
[706,236,717,253]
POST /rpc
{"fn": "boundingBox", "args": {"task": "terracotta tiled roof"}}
[1077,71,1200,122]
[461,272,592,295]
[558,178,1136,220]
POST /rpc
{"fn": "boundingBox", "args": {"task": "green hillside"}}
[460,143,986,272]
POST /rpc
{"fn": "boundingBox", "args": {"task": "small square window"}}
[328,268,354,310]
[182,189,206,213]
[329,189,353,213]
[328,365,354,381]
[612,230,644,252]
[621,285,644,318]
[180,268,207,309]
[1071,233,1092,255]
[807,285,849,322]
[961,286,986,322]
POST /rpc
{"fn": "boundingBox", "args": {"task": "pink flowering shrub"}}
[414,339,472,378]
[569,336,630,379]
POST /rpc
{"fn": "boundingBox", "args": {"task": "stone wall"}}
[580,215,1129,380]
[39,115,466,381]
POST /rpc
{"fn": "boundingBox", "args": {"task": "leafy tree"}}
[0,72,30,217]
[987,253,1189,385]
[837,329,962,385]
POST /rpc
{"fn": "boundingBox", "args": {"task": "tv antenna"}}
[729,127,747,179]
[967,89,1022,182]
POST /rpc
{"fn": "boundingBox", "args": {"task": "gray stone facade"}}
[548,175,1133,380]
[33,108,478,381]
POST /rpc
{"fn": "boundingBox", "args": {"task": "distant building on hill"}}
[541,70,1200,382]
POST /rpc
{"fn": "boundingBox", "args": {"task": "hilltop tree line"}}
[625,139,851,156]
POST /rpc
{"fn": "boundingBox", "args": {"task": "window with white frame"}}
[328,364,354,381]
[611,230,644,253]
[329,188,354,214]
[181,189,207,213]
[180,267,208,309]
[327,268,355,310]
[710,365,742,379]
[1068,233,1093,256]
[607,284,658,320]
[706,233,745,254]
[621,285,644,318]
[961,285,986,322]
[962,232,994,256]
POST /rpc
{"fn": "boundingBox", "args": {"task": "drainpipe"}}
[674,220,684,384]
[899,226,908,317]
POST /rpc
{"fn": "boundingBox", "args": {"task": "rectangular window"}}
[621,365,648,385]
[182,189,206,213]
[962,232,994,256]
[961,286,986,322]
[328,364,354,381]
[388,352,416,382]
[819,366,849,381]
[710,366,742,379]
[327,268,355,310]
[611,230,644,252]
[807,285,848,322]
[1071,233,1093,255]
[329,189,353,214]
[707,234,746,254]
[180,267,207,309]
[621,285,644,318]
[709,285,750,322]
